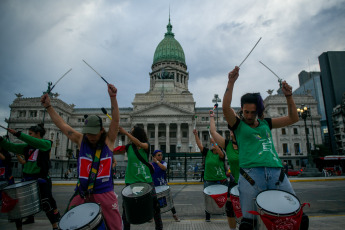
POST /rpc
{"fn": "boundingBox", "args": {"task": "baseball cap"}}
[82,115,102,134]
[152,150,162,156]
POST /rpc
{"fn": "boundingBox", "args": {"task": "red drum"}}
[229,185,242,223]
[203,184,227,215]
[252,190,304,230]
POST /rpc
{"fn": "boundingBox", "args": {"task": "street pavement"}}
[1,176,345,230]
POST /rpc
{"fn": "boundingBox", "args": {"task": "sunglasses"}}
[156,154,162,156]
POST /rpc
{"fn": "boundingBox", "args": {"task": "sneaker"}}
[22,216,35,225]
[173,214,180,222]
[205,219,211,222]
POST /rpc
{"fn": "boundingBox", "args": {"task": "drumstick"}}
[83,59,109,84]
[101,107,112,120]
[207,126,212,139]
[0,124,8,130]
[48,68,72,93]
[238,37,262,68]
[194,115,197,129]
[259,61,283,81]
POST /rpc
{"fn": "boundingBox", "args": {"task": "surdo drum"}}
[59,203,107,230]
[121,183,154,224]
[255,190,302,230]
[203,184,228,214]
[2,180,41,220]
[155,185,173,213]
[229,185,243,223]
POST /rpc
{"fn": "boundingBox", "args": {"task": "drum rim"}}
[59,203,101,229]
[3,180,37,190]
[255,189,301,216]
[203,184,228,194]
[121,182,153,197]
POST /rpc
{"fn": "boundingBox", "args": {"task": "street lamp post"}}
[297,104,314,167]
[212,94,221,132]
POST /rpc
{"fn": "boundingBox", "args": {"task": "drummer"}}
[223,66,309,229]
[0,145,15,203]
[117,126,163,230]
[151,149,180,222]
[0,125,61,230]
[40,83,122,230]
[193,128,228,222]
[209,110,239,230]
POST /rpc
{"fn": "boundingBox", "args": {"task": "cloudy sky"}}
[1,0,345,135]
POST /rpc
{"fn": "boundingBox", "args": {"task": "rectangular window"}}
[294,128,298,135]
[294,143,300,155]
[283,143,288,155]
[29,111,37,117]
[182,131,187,138]
[170,132,176,138]
[282,128,286,135]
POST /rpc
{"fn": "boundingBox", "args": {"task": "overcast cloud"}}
[1,0,345,135]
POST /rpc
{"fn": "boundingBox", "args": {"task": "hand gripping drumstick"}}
[238,37,262,68]
[83,60,109,84]
[101,107,112,120]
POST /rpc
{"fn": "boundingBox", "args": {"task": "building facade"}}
[5,18,323,177]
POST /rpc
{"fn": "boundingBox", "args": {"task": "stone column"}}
[155,123,159,150]
[144,123,148,135]
[188,123,193,152]
[166,123,170,153]
[177,123,181,148]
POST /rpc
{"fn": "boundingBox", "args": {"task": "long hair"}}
[240,93,265,118]
[29,123,46,137]
[131,125,148,143]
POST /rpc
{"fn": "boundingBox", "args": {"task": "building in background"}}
[293,71,327,145]
[318,51,345,154]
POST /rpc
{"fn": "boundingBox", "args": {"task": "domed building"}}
[6,17,318,178]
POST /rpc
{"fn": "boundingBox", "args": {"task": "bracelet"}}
[110,94,117,97]
[45,105,51,109]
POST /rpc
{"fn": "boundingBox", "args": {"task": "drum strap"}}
[240,168,255,186]
[77,148,102,197]
[275,168,285,185]
[132,144,154,175]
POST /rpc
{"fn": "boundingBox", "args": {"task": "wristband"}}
[45,105,51,109]
[285,94,292,97]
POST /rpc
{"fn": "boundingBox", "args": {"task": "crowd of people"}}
[0,66,310,230]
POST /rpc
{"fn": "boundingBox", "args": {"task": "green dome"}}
[153,19,186,65]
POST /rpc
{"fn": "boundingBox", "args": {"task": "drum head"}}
[155,185,169,194]
[122,183,152,198]
[203,184,228,195]
[3,180,36,190]
[256,190,300,215]
[230,185,239,196]
[59,203,100,229]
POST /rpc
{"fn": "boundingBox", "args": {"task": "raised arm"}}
[223,66,240,127]
[119,127,149,150]
[193,129,203,152]
[210,138,224,159]
[271,81,299,128]
[41,94,83,146]
[106,84,120,148]
[209,110,225,148]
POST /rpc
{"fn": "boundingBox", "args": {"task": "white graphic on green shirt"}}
[254,131,279,162]
[214,166,224,176]
[133,162,151,179]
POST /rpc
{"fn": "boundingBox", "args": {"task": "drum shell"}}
[3,180,41,220]
[122,183,154,225]
[156,185,173,213]
[203,185,227,215]
[255,189,301,230]
[229,185,242,223]
[59,203,106,230]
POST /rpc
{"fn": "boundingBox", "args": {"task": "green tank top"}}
[203,148,227,181]
[125,144,152,184]
[225,139,240,183]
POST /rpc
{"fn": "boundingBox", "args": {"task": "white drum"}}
[59,203,106,230]
[203,184,228,214]
[255,190,301,230]
[155,185,173,213]
[229,185,242,223]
